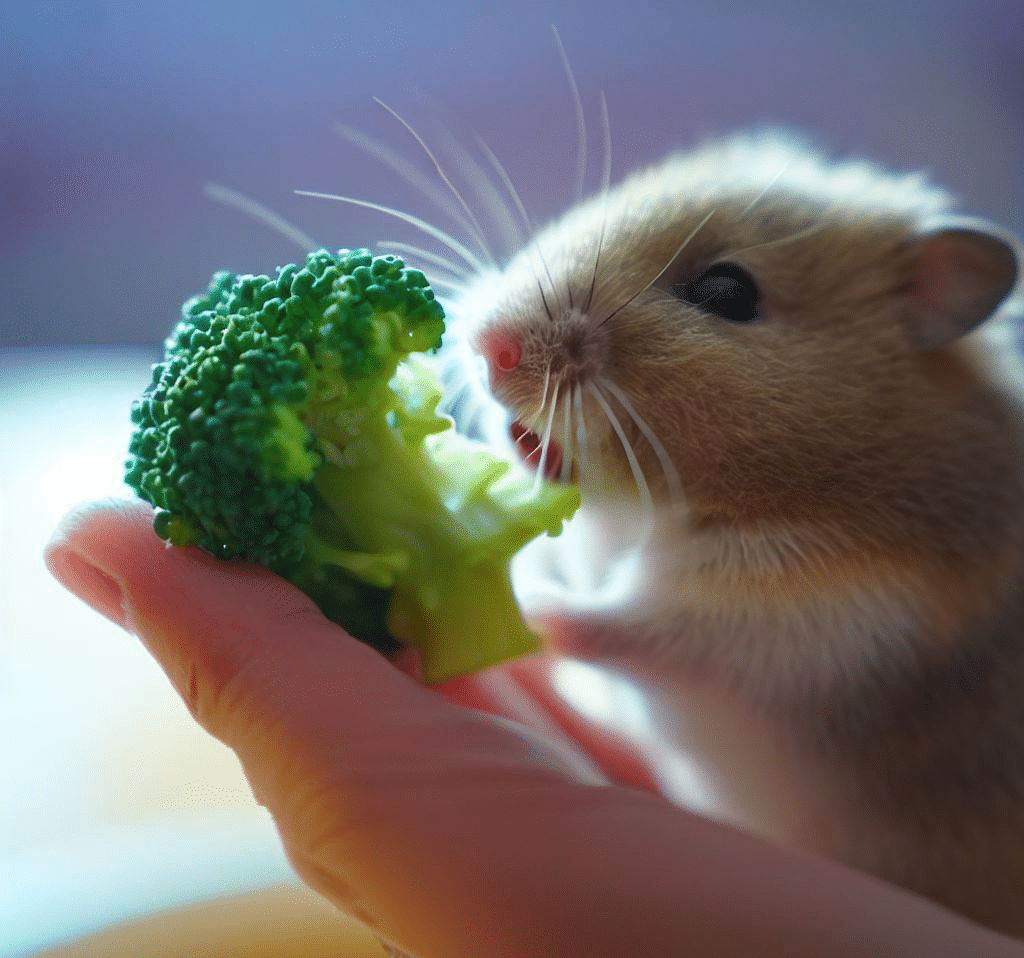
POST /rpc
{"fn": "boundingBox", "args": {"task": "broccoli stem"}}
[387,563,540,684]
[310,410,540,682]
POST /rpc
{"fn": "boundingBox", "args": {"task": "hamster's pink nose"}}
[478,328,521,378]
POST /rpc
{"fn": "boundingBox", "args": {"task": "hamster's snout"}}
[476,321,601,388]
[476,327,522,383]
[471,325,573,482]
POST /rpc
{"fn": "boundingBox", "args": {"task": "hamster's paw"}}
[528,609,656,664]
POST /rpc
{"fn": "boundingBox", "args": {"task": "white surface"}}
[0,349,297,956]
[0,813,296,958]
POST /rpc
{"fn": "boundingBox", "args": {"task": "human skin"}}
[45,500,1024,958]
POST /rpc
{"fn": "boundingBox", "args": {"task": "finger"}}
[435,660,662,796]
[46,501,1023,958]
[505,657,663,795]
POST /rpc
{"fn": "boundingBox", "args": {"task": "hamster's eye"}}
[671,263,760,323]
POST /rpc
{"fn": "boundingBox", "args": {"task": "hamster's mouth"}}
[509,420,565,482]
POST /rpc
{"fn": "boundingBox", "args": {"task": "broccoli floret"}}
[125,248,579,682]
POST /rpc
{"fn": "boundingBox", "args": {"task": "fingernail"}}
[47,547,130,631]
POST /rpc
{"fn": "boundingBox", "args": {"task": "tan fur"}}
[455,132,1024,936]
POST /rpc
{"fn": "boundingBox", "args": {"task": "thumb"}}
[45,501,1023,958]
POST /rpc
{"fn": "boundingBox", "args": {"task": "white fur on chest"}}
[519,506,927,702]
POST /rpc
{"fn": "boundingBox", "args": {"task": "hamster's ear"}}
[905,220,1019,350]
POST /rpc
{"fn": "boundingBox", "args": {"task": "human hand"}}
[45,500,1024,957]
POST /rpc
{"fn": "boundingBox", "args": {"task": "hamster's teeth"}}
[510,420,565,482]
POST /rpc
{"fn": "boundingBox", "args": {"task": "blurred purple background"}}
[1,0,1021,348]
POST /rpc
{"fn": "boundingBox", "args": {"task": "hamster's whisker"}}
[739,158,794,219]
[552,25,587,206]
[596,209,716,329]
[516,435,539,462]
[408,274,465,297]
[573,381,601,492]
[560,381,575,483]
[203,184,319,253]
[573,383,590,485]
[588,381,654,520]
[373,97,498,268]
[518,363,553,452]
[730,220,828,258]
[409,91,526,258]
[531,243,570,320]
[474,134,536,247]
[598,90,612,196]
[295,191,488,274]
[375,241,470,282]
[376,258,466,297]
[584,91,612,315]
[537,362,553,423]
[431,120,526,258]
[333,121,482,253]
[573,382,587,445]
[537,279,556,323]
[534,377,562,495]
[597,375,683,506]
[472,133,566,316]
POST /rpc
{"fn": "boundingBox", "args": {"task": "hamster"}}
[450,132,1024,936]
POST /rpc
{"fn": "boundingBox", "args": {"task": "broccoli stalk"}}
[125,248,579,683]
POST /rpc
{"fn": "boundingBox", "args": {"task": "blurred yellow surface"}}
[33,886,387,958]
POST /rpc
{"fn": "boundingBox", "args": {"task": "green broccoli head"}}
[125,248,579,682]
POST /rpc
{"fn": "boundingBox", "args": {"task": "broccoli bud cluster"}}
[126,249,444,570]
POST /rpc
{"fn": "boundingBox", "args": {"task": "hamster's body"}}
[457,134,1024,935]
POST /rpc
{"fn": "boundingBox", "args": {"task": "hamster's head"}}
[461,134,1020,544]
